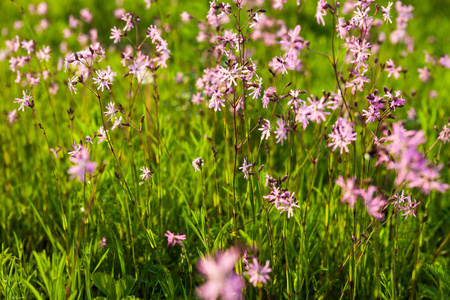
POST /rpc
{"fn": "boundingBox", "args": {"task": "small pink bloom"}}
[165,230,186,247]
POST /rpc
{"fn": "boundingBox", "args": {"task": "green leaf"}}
[92,272,117,300]
[213,221,231,251]
[115,275,136,299]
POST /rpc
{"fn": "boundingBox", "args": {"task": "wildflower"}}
[273,0,287,10]
[21,39,35,54]
[110,26,123,44]
[14,90,32,111]
[399,197,420,219]
[328,118,357,154]
[408,165,449,194]
[269,56,292,75]
[7,110,17,125]
[245,258,272,286]
[208,91,225,112]
[276,191,299,218]
[192,157,203,172]
[261,87,275,108]
[359,186,387,220]
[85,136,93,144]
[242,250,249,270]
[97,127,108,144]
[417,66,430,83]
[180,11,191,22]
[111,116,122,131]
[259,119,271,140]
[403,104,416,119]
[249,13,262,29]
[191,93,204,105]
[392,190,408,209]
[80,8,93,23]
[288,90,306,109]
[99,237,107,248]
[68,15,80,29]
[219,65,240,88]
[438,124,450,143]
[315,0,328,26]
[121,13,134,32]
[439,55,450,69]
[140,167,152,180]
[67,147,97,182]
[248,75,262,100]
[306,95,331,123]
[274,118,288,145]
[68,141,83,157]
[239,158,252,179]
[336,176,358,209]
[385,59,402,79]
[144,0,151,10]
[93,69,112,92]
[196,248,244,300]
[165,231,186,247]
[36,45,51,62]
[381,2,393,23]
[104,102,117,122]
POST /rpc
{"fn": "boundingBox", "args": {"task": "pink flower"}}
[274,118,288,145]
[276,191,299,218]
[80,8,93,23]
[358,186,387,220]
[67,147,97,182]
[259,119,271,140]
[93,69,112,92]
[99,237,107,248]
[385,59,402,79]
[97,127,108,144]
[180,12,191,22]
[192,157,203,172]
[68,141,83,157]
[21,39,35,54]
[140,167,152,180]
[239,158,252,179]
[399,197,420,219]
[36,45,51,62]
[273,0,287,10]
[104,102,117,122]
[438,125,450,143]
[417,66,430,83]
[328,118,357,154]
[8,110,18,125]
[192,93,204,105]
[165,230,186,247]
[121,13,134,32]
[14,90,32,111]
[381,2,393,23]
[245,258,272,286]
[197,248,244,300]
[68,76,78,94]
[144,0,151,10]
[315,0,328,26]
[439,55,450,68]
[208,91,225,112]
[110,26,123,44]
[336,176,358,209]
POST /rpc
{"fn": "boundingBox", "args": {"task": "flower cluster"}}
[336,176,387,220]
[264,181,299,218]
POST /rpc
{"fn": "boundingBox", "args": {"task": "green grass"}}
[1,0,450,299]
